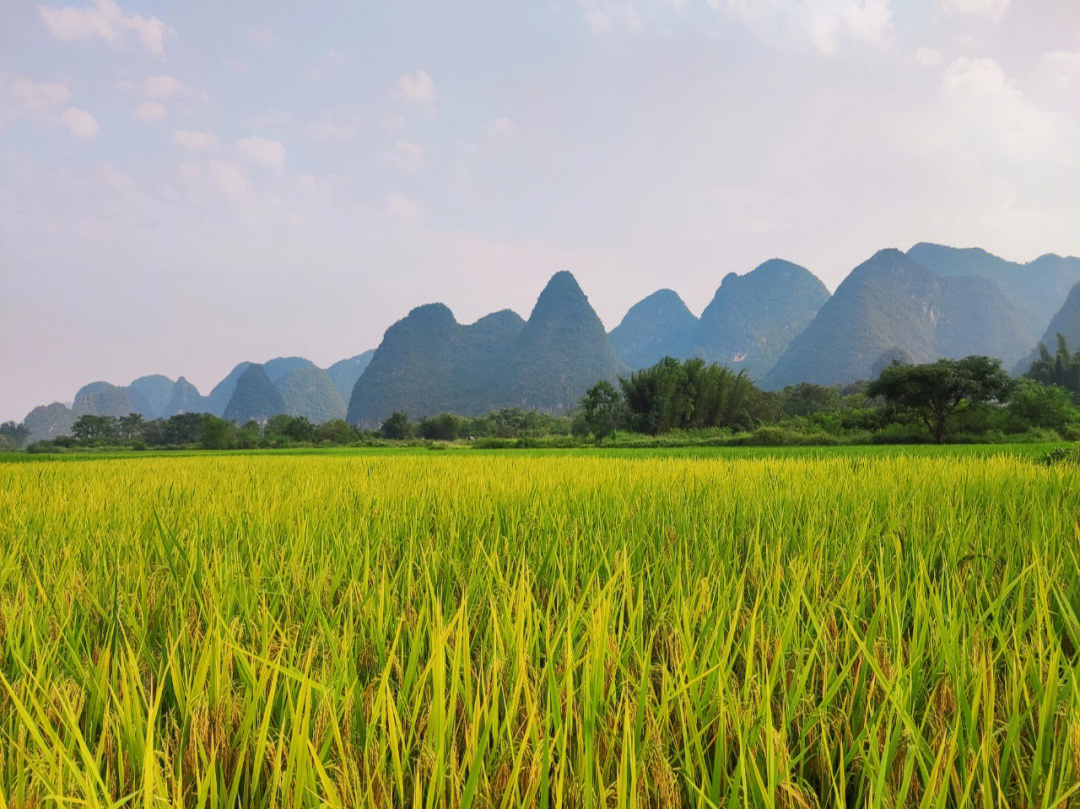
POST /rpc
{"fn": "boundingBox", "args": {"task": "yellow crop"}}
[0,452,1078,807]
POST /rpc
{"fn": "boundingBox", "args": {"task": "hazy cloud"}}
[396,70,436,104]
[248,27,275,46]
[720,0,893,55]
[38,0,174,56]
[60,106,98,138]
[235,136,286,170]
[942,0,1010,23]
[133,101,165,121]
[173,129,219,151]
[376,140,424,174]
[310,49,345,80]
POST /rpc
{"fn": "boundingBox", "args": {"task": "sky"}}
[2,0,1079,421]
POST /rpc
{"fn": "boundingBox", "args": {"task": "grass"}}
[1,449,1079,806]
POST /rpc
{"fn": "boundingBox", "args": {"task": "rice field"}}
[1,450,1079,807]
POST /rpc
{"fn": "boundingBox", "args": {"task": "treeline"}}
[7,334,1080,453]
[573,348,1080,445]
[12,408,576,453]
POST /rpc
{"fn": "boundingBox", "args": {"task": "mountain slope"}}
[764,249,1029,388]
[126,375,174,418]
[1016,282,1080,373]
[276,366,346,423]
[327,351,375,402]
[907,243,1080,341]
[206,363,253,416]
[161,377,207,417]
[609,289,698,369]
[22,402,76,442]
[693,259,830,379]
[494,272,622,413]
[263,356,316,383]
[73,382,136,418]
[223,365,286,423]
[347,305,525,427]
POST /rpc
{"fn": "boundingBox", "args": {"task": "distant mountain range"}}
[18,243,1080,441]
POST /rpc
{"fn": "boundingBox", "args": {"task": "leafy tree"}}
[418,413,460,441]
[266,414,315,443]
[1005,378,1078,433]
[200,415,236,449]
[315,419,358,444]
[72,415,119,444]
[579,381,621,441]
[0,422,30,450]
[380,412,412,440]
[118,412,144,441]
[618,357,775,435]
[867,356,1012,443]
[1026,334,1080,398]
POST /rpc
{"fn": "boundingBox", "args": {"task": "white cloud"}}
[581,1,642,34]
[0,73,96,139]
[0,74,71,128]
[385,192,423,221]
[485,116,515,137]
[916,47,942,66]
[235,136,286,170]
[133,101,164,121]
[310,49,345,80]
[937,56,1069,164]
[306,111,363,143]
[396,70,436,104]
[720,0,893,55]
[208,159,253,205]
[38,0,174,56]
[942,0,1009,23]
[1044,51,1080,88]
[173,130,219,151]
[60,107,97,139]
[248,27,275,46]
[376,140,424,174]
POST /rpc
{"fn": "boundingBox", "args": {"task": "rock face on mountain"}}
[609,290,698,370]
[327,351,375,402]
[206,363,253,417]
[263,356,316,383]
[126,375,174,418]
[348,272,619,426]
[161,377,207,417]
[1016,282,1080,373]
[693,259,830,380]
[347,305,524,427]
[494,272,623,413]
[276,366,346,423]
[907,243,1080,341]
[72,382,137,418]
[764,249,1030,388]
[22,402,76,442]
[223,365,286,423]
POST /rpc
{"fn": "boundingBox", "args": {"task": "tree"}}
[71,415,119,444]
[315,419,358,444]
[118,412,144,441]
[380,412,412,440]
[867,356,1012,443]
[0,422,30,450]
[1026,334,1080,398]
[1006,378,1078,433]
[418,413,460,441]
[579,381,621,441]
[200,415,236,449]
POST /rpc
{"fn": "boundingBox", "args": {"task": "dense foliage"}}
[1026,334,1080,397]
